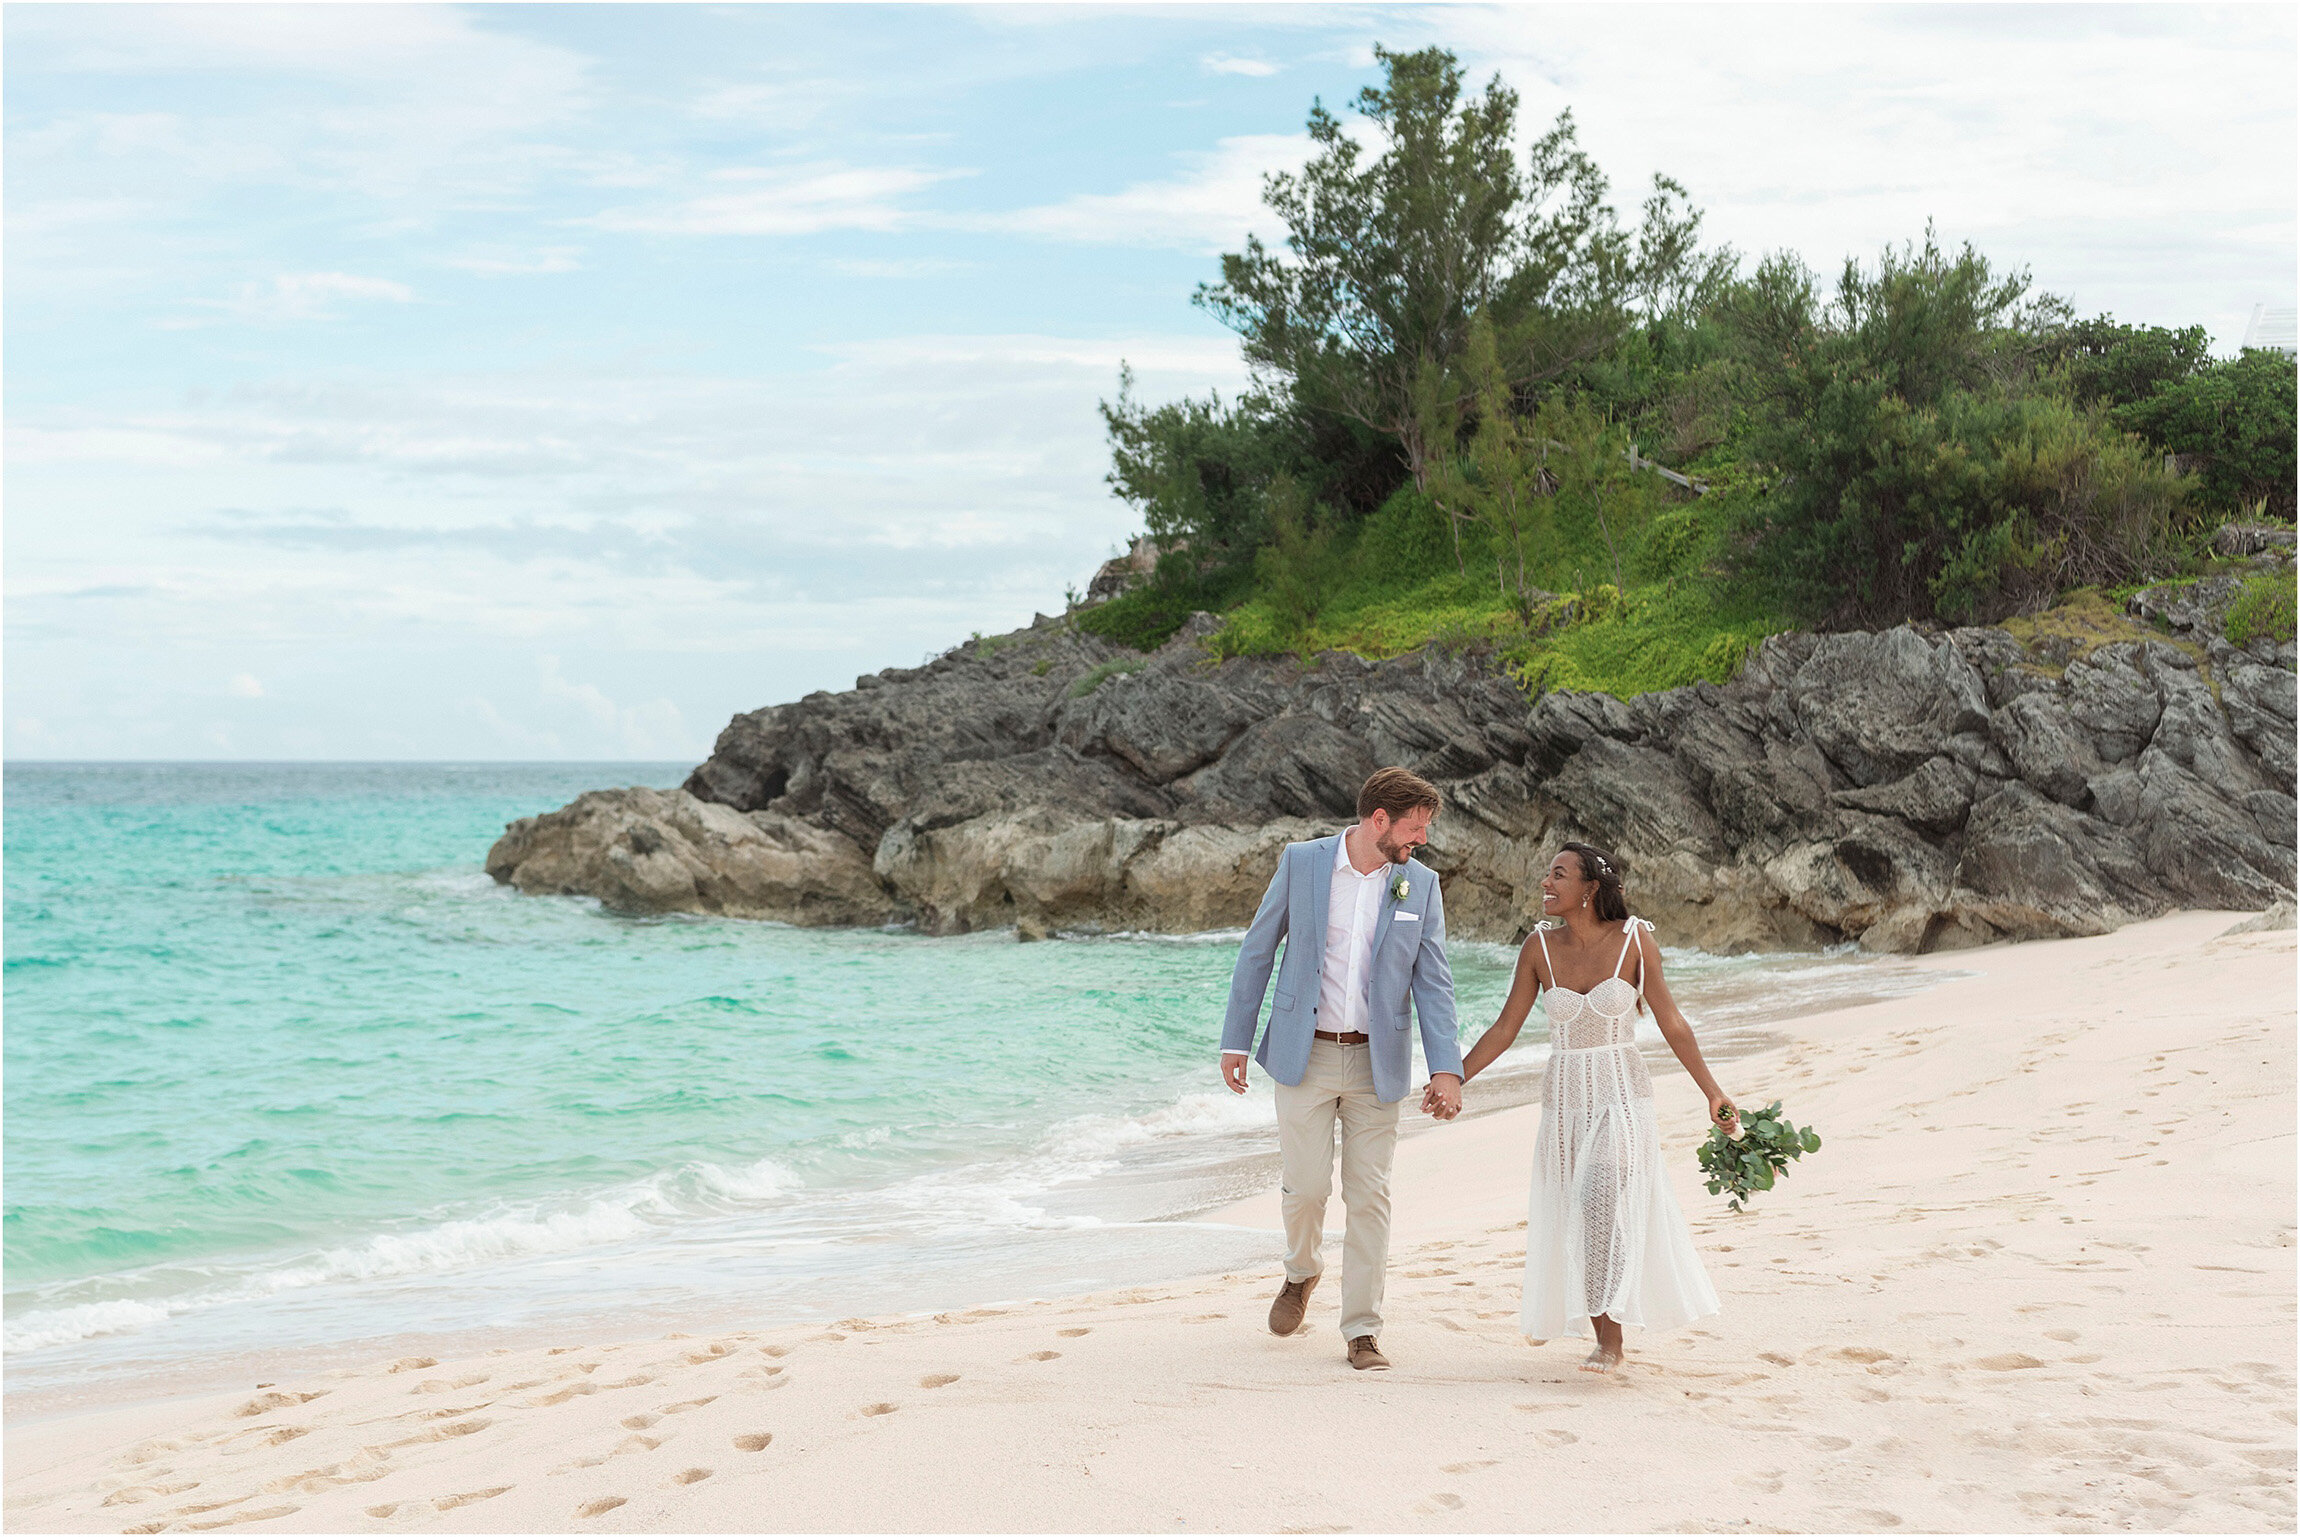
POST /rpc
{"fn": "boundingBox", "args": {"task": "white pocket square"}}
[1393,911,1420,922]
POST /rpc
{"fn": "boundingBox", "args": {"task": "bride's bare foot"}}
[1579,1315,1625,1373]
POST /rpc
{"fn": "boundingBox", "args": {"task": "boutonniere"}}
[1390,874,1411,904]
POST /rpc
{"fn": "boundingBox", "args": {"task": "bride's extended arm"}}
[1638,925,1741,1135]
[1457,936,1543,1085]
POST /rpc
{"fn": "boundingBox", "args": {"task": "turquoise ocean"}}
[5,763,1945,1411]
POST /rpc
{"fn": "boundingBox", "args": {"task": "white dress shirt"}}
[1223,826,1387,1058]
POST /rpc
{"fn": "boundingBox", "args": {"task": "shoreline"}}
[1,934,1934,1425]
[7,909,2292,1533]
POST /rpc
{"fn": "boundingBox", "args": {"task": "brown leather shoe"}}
[1348,1335,1390,1371]
[1267,1274,1318,1336]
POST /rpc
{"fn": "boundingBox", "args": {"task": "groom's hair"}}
[1358,766,1442,821]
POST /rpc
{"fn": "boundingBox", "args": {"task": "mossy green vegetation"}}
[2227,567,2299,647]
[1179,482,1784,697]
[1999,588,2189,673]
[1068,656,1148,698]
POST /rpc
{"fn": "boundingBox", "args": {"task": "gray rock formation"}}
[488,613,2297,952]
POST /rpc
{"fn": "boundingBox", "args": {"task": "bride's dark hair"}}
[1559,841,1629,923]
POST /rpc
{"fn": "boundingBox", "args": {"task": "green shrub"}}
[1351,486,1458,575]
[1632,505,1714,581]
[1726,236,2188,626]
[2226,568,2298,646]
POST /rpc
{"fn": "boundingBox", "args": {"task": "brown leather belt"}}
[1313,1030,1370,1044]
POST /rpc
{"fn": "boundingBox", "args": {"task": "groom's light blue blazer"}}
[1219,834,1464,1105]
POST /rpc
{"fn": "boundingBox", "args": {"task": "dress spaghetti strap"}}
[1534,923,1554,984]
[1612,921,1640,981]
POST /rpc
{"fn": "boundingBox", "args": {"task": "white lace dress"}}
[1522,918,1720,1341]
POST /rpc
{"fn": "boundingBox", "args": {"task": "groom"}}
[1218,766,1463,1371]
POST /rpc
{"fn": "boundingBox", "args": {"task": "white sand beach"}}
[7,909,2292,1535]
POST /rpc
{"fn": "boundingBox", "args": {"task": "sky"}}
[7,3,2294,762]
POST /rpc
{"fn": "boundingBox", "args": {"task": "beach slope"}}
[8,910,2292,1534]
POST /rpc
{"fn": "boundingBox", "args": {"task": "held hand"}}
[1221,1054,1249,1095]
[1423,1073,1462,1121]
[1708,1092,1740,1139]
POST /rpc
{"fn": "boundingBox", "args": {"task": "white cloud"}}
[990,133,1308,251]
[8,6,594,213]
[1202,53,1280,77]
[188,271,417,325]
[440,247,584,276]
[227,672,265,698]
[586,163,969,237]
[534,656,687,755]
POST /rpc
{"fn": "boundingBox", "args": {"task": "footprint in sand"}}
[1057,1328,1092,1338]
[599,1374,655,1390]
[1538,1429,1578,1446]
[173,1496,253,1516]
[530,1382,600,1407]
[858,1403,898,1417]
[1756,1352,1795,1367]
[130,1501,300,1534]
[1018,1351,1061,1362]
[920,1374,960,1389]
[732,1433,774,1452]
[412,1401,490,1422]
[759,1344,793,1358]
[1440,1460,1497,1473]
[577,1496,627,1518]
[1733,1470,1785,1494]
[1974,1354,2046,1371]
[621,1414,661,1430]
[658,1396,718,1414]
[371,1418,490,1454]
[2044,1328,2081,1342]
[1809,1435,1853,1451]
[236,1391,327,1417]
[103,1482,200,1506]
[411,1373,489,1394]
[669,1468,713,1485]
[1415,1493,1465,1512]
[386,1358,438,1373]
[432,1488,510,1511]
[609,1435,661,1458]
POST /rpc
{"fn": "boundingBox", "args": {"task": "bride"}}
[1437,842,1741,1373]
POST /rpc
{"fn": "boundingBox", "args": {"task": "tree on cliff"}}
[1193,44,1718,493]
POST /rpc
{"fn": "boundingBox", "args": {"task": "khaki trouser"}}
[1275,1038,1401,1340]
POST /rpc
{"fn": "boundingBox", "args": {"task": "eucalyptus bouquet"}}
[1698,1101,1821,1212]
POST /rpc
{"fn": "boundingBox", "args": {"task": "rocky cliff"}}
[488,595,2297,953]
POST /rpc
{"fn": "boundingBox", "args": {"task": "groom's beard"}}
[1374,829,1417,864]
